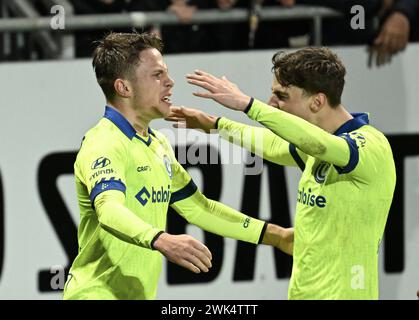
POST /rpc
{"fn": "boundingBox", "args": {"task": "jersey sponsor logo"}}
[314,162,330,184]
[297,187,326,208]
[137,165,151,173]
[163,155,173,179]
[243,217,251,228]
[136,185,171,206]
[91,157,111,170]
[136,186,151,206]
[89,168,114,181]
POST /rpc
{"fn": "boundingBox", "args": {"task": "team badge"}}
[314,162,330,184]
[163,155,172,179]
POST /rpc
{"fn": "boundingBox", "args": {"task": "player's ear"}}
[114,78,132,98]
[309,92,326,113]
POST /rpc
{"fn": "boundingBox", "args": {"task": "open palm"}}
[165,106,218,134]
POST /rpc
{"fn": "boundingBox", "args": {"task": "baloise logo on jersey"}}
[297,188,327,208]
[136,185,171,206]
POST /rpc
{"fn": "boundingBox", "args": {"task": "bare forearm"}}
[262,224,294,256]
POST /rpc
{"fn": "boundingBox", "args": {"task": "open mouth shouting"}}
[161,93,172,106]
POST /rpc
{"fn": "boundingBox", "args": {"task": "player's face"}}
[131,48,174,119]
[268,76,313,122]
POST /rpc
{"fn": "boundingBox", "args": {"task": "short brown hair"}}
[92,32,163,101]
[272,47,346,107]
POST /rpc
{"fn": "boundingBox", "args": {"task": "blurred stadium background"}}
[0,0,418,300]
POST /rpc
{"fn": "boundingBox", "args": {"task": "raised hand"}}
[368,11,410,68]
[277,0,295,6]
[186,70,252,111]
[375,12,410,54]
[168,1,197,24]
[153,233,213,273]
[165,106,218,133]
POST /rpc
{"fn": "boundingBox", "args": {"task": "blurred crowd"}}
[1,0,418,66]
[69,0,419,66]
[71,0,309,56]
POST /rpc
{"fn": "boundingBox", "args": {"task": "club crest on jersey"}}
[163,155,172,179]
[314,162,330,184]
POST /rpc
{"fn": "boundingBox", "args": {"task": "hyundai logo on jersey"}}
[91,157,111,170]
[314,162,330,183]
[136,185,171,206]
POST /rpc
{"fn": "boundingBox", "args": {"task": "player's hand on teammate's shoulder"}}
[153,232,213,273]
[186,70,252,112]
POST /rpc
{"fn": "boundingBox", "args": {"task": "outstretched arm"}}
[171,187,293,255]
[163,130,293,256]
[186,70,351,168]
[166,106,306,167]
[171,187,266,245]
